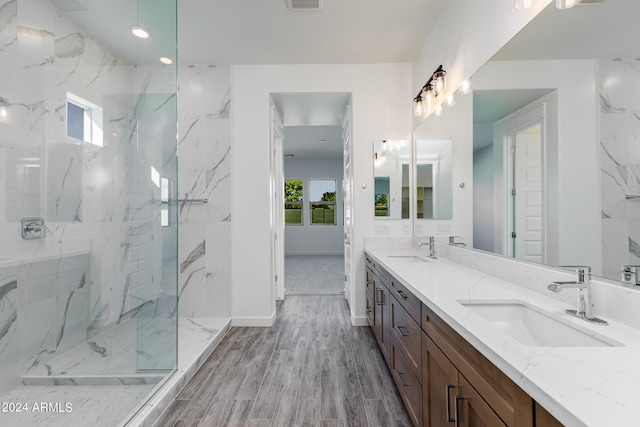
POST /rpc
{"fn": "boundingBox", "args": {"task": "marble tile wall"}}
[600,58,640,279]
[0,0,179,395]
[176,65,232,319]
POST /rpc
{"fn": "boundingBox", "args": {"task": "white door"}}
[270,103,285,300]
[342,103,353,302]
[510,124,543,263]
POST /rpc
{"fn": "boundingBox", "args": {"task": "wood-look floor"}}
[154,295,412,427]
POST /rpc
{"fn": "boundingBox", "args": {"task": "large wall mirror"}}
[453,0,640,283]
[373,140,410,219]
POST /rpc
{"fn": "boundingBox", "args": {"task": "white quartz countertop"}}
[365,245,640,427]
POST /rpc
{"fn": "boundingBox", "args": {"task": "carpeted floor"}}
[285,255,345,295]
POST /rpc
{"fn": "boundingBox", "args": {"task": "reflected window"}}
[285,179,303,225]
[374,177,390,217]
[67,92,103,147]
[310,179,336,225]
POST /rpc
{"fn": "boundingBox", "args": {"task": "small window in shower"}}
[67,92,103,147]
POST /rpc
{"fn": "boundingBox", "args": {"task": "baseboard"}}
[351,313,369,327]
[231,310,276,327]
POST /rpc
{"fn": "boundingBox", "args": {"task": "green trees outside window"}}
[284,179,303,225]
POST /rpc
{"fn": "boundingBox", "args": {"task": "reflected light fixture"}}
[556,0,582,8]
[434,104,443,117]
[458,79,471,95]
[160,57,173,65]
[130,25,151,39]
[413,65,446,117]
[514,0,534,9]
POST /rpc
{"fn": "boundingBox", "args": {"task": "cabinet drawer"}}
[390,296,422,384]
[389,276,421,323]
[422,303,533,427]
[390,335,422,427]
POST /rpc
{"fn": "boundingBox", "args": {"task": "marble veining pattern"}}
[177,65,232,319]
[600,57,640,279]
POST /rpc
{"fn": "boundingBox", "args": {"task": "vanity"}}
[365,238,640,427]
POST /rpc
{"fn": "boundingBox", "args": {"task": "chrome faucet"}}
[448,236,466,247]
[418,236,437,259]
[622,265,640,286]
[547,266,607,325]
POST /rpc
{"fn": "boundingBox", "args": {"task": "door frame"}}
[493,101,548,263]
[269,101,285,300]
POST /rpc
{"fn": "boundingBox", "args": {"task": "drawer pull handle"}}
[376,289,384,305]
[454,395,467,427]
[397,371,412,387]
[396,325,410,337]
[446,384,456,422]
[397,289,408,300]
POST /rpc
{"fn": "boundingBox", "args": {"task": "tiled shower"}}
[0,0,183,424]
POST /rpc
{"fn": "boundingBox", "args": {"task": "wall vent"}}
[577,0,603,5]
[286,0,323,12]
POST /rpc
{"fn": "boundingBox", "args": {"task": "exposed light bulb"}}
[435,104,443,116]
[0,107,6,120]
[160,57,173,65]
[414,98,424,117]
[424,87,435,107]
[433,70,447,95]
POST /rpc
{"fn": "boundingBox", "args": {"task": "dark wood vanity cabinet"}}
[365,255,391,365]
[364,254,565,427]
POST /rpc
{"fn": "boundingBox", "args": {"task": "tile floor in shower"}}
[0,317,228,427]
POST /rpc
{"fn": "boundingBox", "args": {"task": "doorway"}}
[269,93,353,300]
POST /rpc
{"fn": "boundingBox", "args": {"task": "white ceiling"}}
[283,125,344,160]
[178,0,448,65]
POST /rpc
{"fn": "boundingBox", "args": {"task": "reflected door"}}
[510,124,543,263]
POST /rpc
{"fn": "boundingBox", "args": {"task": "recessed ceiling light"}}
[160,57,173,65]
[130,25,151,39]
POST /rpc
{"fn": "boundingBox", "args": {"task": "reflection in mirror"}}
[467,0,640,283]
[415,139,452,220]
[373,140,410,219]
[1,124,43,222]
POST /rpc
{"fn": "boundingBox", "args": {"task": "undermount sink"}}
[387,255,430,262]
[459,300,621,347]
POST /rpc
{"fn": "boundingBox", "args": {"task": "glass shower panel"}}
[133,0,178,372]
[0,0,177,424]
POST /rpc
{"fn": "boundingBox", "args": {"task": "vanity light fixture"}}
[413,65,446,117]
[130,25,151,39]
[556,0,582,8]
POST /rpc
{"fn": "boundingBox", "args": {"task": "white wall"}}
[284,158,344,255]
[231,63,412,326]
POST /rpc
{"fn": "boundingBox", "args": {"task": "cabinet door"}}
[423,333,458,426]
[457,375,507,427]
[534,403,564,427]
[373,282,389,362]
[366,268,374,327]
